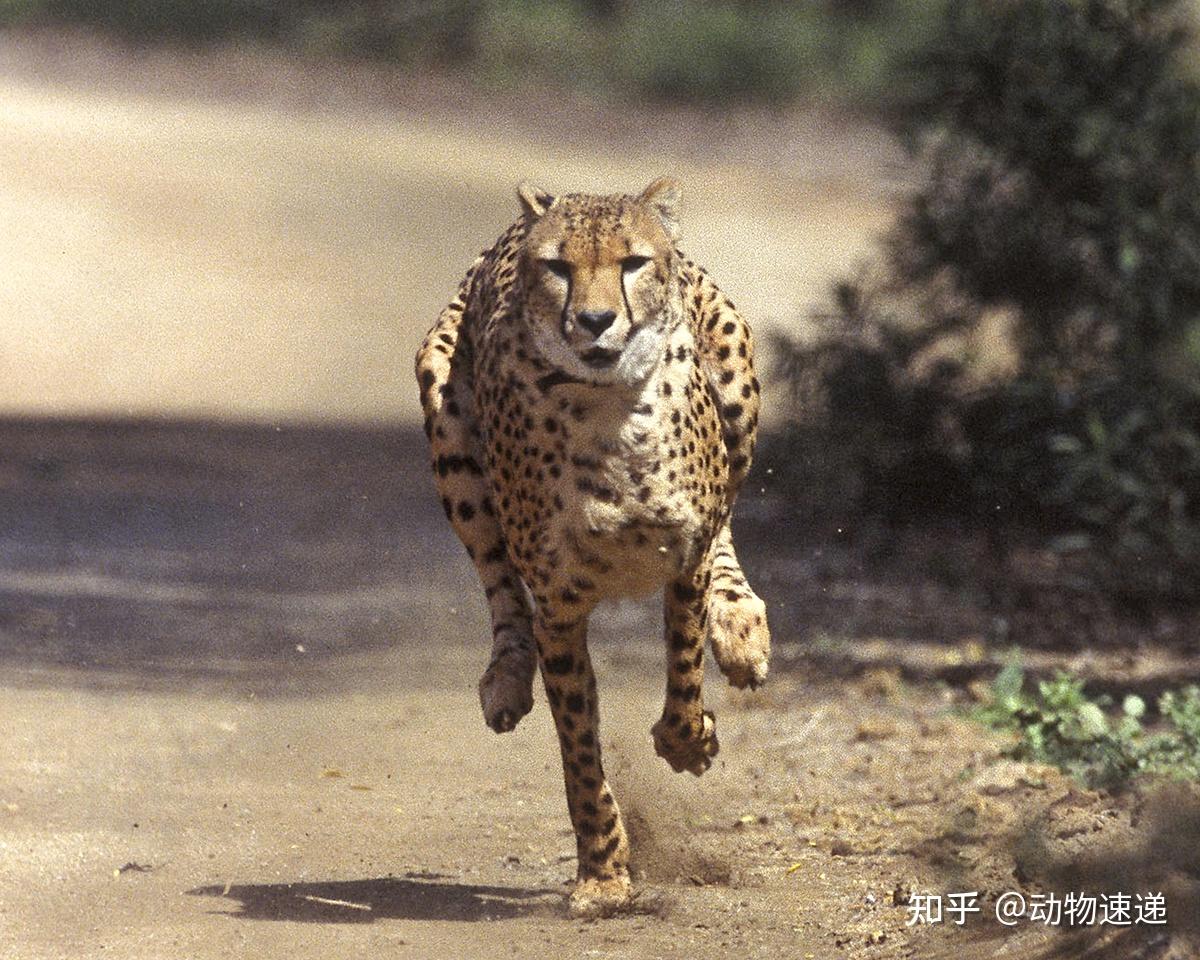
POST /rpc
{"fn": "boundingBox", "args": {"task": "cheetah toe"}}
[709,589,770,690]
[567,874,633,918]
[651,709,719,776]
[478,647,536,733]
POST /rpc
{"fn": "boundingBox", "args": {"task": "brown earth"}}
[2,421,1197,960]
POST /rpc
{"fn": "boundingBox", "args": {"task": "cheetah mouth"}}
[580,346,622,368]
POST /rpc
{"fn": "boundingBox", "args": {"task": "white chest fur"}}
[549,324,708,597]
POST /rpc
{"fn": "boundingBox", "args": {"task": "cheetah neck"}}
[546,320,697,453]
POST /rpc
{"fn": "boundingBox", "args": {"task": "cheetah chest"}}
[481,328,729,601]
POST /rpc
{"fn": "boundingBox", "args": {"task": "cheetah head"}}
[516,178,683,388]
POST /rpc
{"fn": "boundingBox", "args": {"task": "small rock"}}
[967,679,992,702]
[860,667,903,700]
[854,719,897,741]
[973,760,1038,796]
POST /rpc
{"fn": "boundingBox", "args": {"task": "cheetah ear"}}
[638,177,681,241]
[517,181,555,218]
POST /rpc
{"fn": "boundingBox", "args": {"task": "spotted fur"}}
[415,179,770,916]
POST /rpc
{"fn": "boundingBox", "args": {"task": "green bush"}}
[294,1,479,62]
[472,0,830,102]
[618,3,821,103]
[777,0,1200,601]
[0,0,947,105]
[474,0,607,92]
[40,0,287,41]
[893,0,1200,372]
[975,661,1200,789]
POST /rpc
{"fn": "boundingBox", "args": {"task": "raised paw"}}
[651,709,719,776]
[567,874,633,919]
[478,643,536,733]
[708,589,770,690]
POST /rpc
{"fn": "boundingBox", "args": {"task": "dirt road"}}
[3,421,1195,960]
[0,32,900,425]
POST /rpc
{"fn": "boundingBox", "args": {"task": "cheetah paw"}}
[478,648,535,733]
[709,590,770,690]
[651,709,719,776]
[567,874,633,919]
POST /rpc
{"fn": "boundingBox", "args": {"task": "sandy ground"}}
[2,421,1197,960]
[0,31,902,425]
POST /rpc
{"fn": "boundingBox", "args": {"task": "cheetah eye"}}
[621,255,651,273]
[542,258,571,280]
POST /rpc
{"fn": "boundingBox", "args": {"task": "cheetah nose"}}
[576,309,617,338]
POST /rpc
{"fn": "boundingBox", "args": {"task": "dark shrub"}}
[777,0,1200,601]
[41,0,288,42]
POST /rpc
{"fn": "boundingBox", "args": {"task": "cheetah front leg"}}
[651,564,721,775]
[707,520,770,689]
[416,279,537,733]
[691,275,771,690]
[535,613,632,917]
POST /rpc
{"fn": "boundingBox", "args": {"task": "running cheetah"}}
[415,178,770,916]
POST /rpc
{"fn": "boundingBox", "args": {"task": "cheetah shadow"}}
[187,872,561,924]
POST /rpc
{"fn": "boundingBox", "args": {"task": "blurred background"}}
[3,0,1199,644]
[3,4,1200,956]
[0,0,928,424]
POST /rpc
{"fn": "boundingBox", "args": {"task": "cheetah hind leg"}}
[569,875,635,919]
[707,522,770,690]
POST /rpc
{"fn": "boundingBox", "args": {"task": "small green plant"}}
[976,660,1200,789]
